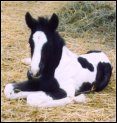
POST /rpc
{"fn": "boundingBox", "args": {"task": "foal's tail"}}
[94,62,112,92]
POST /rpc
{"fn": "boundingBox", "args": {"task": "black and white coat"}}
[4,13,112,107]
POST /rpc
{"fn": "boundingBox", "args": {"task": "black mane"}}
[41,31,65,77]
[38,17,49,26]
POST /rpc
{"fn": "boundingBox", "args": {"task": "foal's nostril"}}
[27,69,41,80]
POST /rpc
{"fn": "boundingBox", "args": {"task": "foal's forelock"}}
[30,31,47,76]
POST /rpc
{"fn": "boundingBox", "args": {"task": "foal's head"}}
[25,12,64,78]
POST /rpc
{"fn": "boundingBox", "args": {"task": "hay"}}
[57,1,116,47]
[1,1,116,122]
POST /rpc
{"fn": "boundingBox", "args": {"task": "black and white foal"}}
[4,12,112,107]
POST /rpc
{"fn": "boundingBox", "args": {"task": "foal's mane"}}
[38,17,49,26]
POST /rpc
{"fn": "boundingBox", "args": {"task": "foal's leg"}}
[27,92,86,107]
[27,92,72,107]
[4,79,40,99]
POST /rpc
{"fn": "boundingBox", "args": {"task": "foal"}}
[4,12,112,107]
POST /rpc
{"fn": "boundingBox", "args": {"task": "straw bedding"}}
[1,1,116,122]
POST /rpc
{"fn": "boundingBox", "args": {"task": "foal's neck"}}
[62,46,78,59]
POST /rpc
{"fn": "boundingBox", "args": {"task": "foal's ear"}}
[25,12,37,30]
[49,13,59,31]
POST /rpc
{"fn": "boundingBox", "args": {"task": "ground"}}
[1,1,116,122]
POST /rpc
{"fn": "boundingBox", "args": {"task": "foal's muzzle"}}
[27,69,41,80]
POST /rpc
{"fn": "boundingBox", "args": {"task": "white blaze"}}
[31,31,47,76]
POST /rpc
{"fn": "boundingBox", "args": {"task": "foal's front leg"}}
[4,79,40,99]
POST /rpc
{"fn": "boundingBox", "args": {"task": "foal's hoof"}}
[4,84,15,99]
[4,83,21,99]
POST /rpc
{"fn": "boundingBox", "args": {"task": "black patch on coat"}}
[75,82,94,96]
[78,57,94,72]
[46,88,67,100]
[94,62,112,91]
[79,82,92,91]
[86,50,101,54]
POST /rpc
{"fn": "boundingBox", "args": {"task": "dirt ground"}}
[1,1,116,122]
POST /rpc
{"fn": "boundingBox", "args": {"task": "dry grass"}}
[1,1,116,122]
[57,1,116,48]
